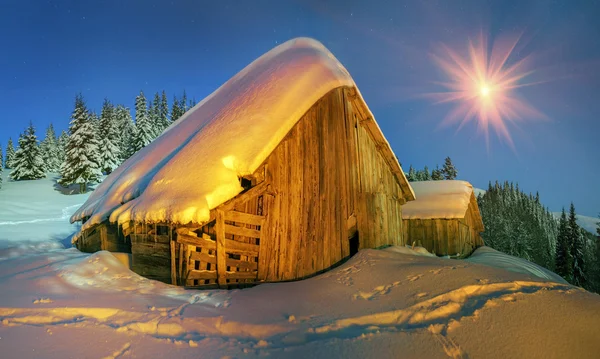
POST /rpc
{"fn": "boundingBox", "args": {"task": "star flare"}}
[428,33,545,148]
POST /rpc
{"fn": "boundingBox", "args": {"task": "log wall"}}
[228,86,407,282]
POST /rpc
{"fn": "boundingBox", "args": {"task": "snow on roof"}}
[401,180,474,219]
[72,38,404,232]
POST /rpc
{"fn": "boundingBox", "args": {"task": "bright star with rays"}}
[428,33,545,148]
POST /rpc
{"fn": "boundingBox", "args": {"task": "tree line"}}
[1,90,195,192]
[477,181,600,293]
[405,156,458,181]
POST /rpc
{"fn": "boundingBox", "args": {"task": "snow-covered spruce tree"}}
[148,101,158,138]
[568,203,586,287]
[10,123,46,181]
[114,105,135,161]
[57,130,69,166]
[423,166,431,181]
[40,123,61,173]
[5,138,15,169]
[171,96,184,122]
[555,209,572,281]
[442,156,458,180]
[151,92,165,135]
[133,91,154,153]
[407,165,416,181]
[59,94,102,193]
[431,165,443,180]
[181,90,188,113]
[0,144,3,188]
[98,99,121,174]
[159,90,169,129]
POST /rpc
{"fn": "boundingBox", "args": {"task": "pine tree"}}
[5,138,15,169]
[171,96,183,122]
[57,130,69,165]
[114,105,135,161]
[160,90,169,129]
[10,123,46,181]
[431,165,443,180]
[151,92,160,134]
[40,123,61,172]
[0,144,3,188]
[442,157,458,180]
[555,209,572,281]
[181,90,188,113]
[407,165,417,181]
[133,91,154,153]
[98,99,121,174]
[148,98,159,138]
[569,203,586,287]
[423,166,431,181]
[59,94,102,193]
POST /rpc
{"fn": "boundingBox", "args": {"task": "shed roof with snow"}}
[401,181,484,256]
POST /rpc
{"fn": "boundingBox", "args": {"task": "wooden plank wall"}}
[349,101,404,250]
[256,87,352,282]
[130,223,172,283]
[402,216,483,257]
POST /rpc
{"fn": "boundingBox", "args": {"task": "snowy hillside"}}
[1,176,599,358]
[552,212,598,234]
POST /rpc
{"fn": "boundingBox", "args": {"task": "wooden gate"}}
[173,209,264,288]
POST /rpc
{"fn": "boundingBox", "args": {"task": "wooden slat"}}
[178,243,184,285]
[220,180,270,211]
[170,239,176,285]
[225,239,260,256]
[187,270,218,280]
[224,211,265,226]
[190,250,217,264]
[185,244,194,286]
[223,224,261,239]
[226,257,258,271]
[225,271,258,280]
[216,209,227,287]
[176,232,216,249]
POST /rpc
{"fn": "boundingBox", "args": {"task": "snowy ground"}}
[1,175,600,358]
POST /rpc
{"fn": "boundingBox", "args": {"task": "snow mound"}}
[383,245,437,257]
[402,180,474,219]
[71,38,366,233]
[465,246,567,284]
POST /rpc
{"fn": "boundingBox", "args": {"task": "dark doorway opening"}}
[349,232,359,256]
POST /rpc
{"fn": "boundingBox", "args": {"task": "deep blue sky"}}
[1,0,599,216]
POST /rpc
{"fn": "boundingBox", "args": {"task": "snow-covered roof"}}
[71,38,411,232]
[402,180,476,220]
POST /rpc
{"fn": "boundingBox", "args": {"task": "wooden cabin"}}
[73,38,417,288]
[76,86,415,287]
[401,180,484,257]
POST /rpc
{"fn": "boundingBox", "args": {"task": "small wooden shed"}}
[73,38,415,287]
[402,180,484,257]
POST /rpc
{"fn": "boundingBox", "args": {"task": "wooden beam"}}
[190,250,217,265]
[216,209,227,287]
[187,270,218,280]
[170,239,176,285]
[225,239,259,256]
[176,232,216,249]
[224,211,265,226]
[226,257,258,271]
[225,271,258,280]
[223,224,261,239]
[178,243,184,285]
[220,180,270,211]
